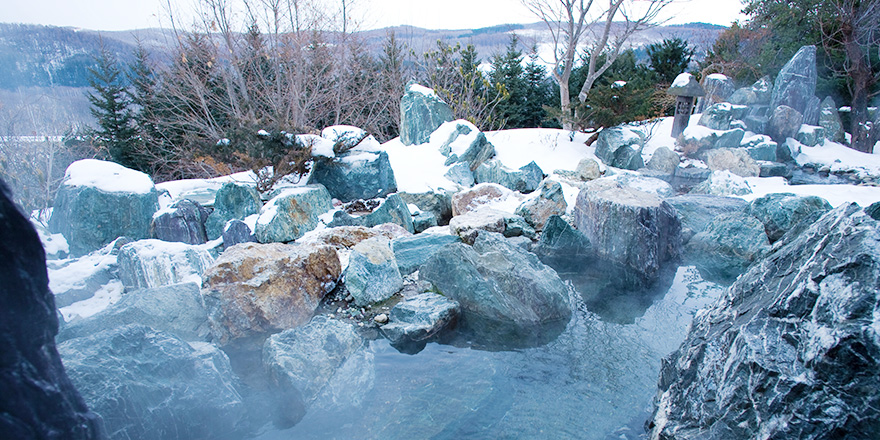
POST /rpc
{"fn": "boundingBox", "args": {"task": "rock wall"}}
[0,180,102,439]
[649,204,880,439]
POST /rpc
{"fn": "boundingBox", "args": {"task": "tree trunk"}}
[843,25,873,153]
[559,79,572,131]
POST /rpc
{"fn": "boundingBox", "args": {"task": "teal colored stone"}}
[49,185,159,257]
[392,233,461,275]
[746,192,832,242]
[698,103,733,130]
[205,182,261,240]
[531,215,592,259]
[685,212,770,284]
[819,96,844,143]
[328,194,414,233]
[345,237,403,306]
[474,160,544,193]
[399,83,454,145]
[307,150,397,203]
[595,126,645,170]
[444,162,475,187]
[412,211,438,233]
[254,185,333,243]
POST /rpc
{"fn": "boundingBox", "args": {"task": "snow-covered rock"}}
[400,82,454,146]
[255,185,333,243]
[116,239,215,291]
[308,150,397,203]
[49,159,160,256]
[690,170,753,196]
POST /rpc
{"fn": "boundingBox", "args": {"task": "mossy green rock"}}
[254,185,333,243]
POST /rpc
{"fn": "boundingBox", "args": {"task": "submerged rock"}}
[684,212,770,284]
[49,159,160,256]
[573,179,681,287]
[117,239,215,290]
[205,182,262,240]
[344,237,403,306]
[381,292,460,350]
[419,231,571,348]
[201,242,341,345]
[745,192,832,242]
[649,204,880,440]
[0,179,102,439]
[263,316,363,427]
[664,194,748,243]
[59,325,246,440]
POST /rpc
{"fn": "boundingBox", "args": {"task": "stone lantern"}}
[667,73,705,138]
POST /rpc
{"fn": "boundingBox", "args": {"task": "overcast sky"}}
[2,0,747,32]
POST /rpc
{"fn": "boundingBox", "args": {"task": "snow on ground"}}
[48,242,118,295]
[486,128,597,172]
[64,159,156,194]
[796,139,880,178]
[382,137,460,193]
[741,177,880,208]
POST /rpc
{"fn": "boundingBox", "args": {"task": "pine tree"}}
[87,45,140,169]
[646,38,695,84]
[522,48,552,128]
[490,35,527,128]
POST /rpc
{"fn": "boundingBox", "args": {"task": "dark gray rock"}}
[419,231,571,348]
[727,87,758,106]
[443,162,476,187]
[475,160,543,193]
[595,126,645,170]
[399,83,454,146]
[746,192,833,242]
[750,76,773,104]
[327,193,414,233]
[392,233,462,276]
[59,325,246,440]
[117,239,215,290]
[263,316,363,427]
[0,180,102,439]
[647,146,681,174]
[307,150,397,203]
[803,95,822,125]
[770,45,818,117]
[665,194,749,244]
[344,237,403,306]
[255,185,334,243]
[151,199,209,244]
[759,162,792,178]
[399,191,453,225]
[649,204,880,440]
[58,282,211,343]
[819,96,845,143]
[865,201,880,220]
[684,212,770,284]
[768,105,805,143]
[49,177,159,257]
[222,219,256,249]
[573,179,681,287]
[380,292,460,349]
[205,182,262,240]
[698,103,734,130]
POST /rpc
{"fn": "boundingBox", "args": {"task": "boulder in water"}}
[344,237,403,306]
[684,212,770,284]
[380,292,460,350]
[392,232,462,276]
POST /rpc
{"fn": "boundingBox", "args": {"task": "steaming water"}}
[253,266,724,440]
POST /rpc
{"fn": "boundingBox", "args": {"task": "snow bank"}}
[741,177,880,208]
[63,159,155,194]
[796,139,880,178]
[156,171,257,206]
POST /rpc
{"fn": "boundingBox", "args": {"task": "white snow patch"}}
[796,139,880,178]
[257,129,270,136]
[59,279,124,321]
[408,83,438,98]
[671,73,693,88]
[300,134,336,158]
[48,242,118,295]
[612,80,627,88]
[431,119,481,157]
[707,73,729,81]
[156,171,257,206]
[62,159,155,194]
[486,128,598,173]
[382,137,460,193]
[740,177,880,208]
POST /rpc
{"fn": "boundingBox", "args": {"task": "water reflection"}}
[253,266,724,440]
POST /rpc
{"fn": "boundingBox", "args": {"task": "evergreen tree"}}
[490,35,527,128]
[87,45,140,169]
[522,47,552,128]
[647,38,695,84]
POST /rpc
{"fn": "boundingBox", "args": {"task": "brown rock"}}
[201,242,341,345]
[301,225,408,250]
[704,148,760,177]
[451,183,516,216]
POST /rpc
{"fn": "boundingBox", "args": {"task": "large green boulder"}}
[745,192,832,242]
[818,96,844,143]
[49,159,159,257]
[254,185,333,243]
[328,193,414,233]
[770,45,817,118]
[685,212,770,284]
[664,194,748,243]
[474,160,543,193]
[344,237,403,306]
[434,119,496,171]
[419,231,571,348]
[307,150,397,203]
[399,83,454,146]
[392,232,462,276]
[205,182,262,240]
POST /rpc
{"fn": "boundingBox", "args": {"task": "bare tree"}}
[819,0,880,153]
[522,0,672,129]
